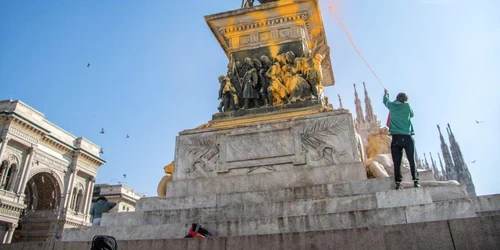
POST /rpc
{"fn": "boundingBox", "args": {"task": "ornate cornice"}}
[219,12,309,35]
[9,126,39,145]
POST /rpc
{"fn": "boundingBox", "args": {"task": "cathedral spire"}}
[438,125,456,181]
[429,152,440,181]
[423,153,430,170]
[447,124,476,196]
[338,94,344,109]
[438,153,446,180]
[415,149,423,169]
[363,82,375,122]
[353,83,365,124]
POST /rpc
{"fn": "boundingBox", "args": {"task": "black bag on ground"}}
[91,235,117,250]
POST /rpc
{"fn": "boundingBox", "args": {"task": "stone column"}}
[83,177,95,220]
[0,165,10,190]
[63,169,79,212]
[0,136,11,189]
[0,136,10,163]
[2,223,16,244]
[16,147,36,195]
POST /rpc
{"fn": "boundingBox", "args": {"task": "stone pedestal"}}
[174,106,361,181]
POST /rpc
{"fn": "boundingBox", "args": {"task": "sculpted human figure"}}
[241,57,260,109]
[228,60,244,103]
[217,75,239,112]
[302,53,324,100]
[243,0,255,8]
[279,51,312,103]
[266,58,288,105]
[259,55,273,106]
[252,58,264,105]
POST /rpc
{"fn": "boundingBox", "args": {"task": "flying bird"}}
[123,174,127,178]
[475,120,483,124]
[87,62,91,68]
[472,160,476,163]
[100,128,105,134]
[126,134,130,139]
[99,148,104,154]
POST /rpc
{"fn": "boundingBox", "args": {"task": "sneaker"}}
[395,182,402,190]
[413,180,421,188]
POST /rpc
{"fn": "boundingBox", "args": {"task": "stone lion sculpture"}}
[157,161,174,198]
[365,127,459,187]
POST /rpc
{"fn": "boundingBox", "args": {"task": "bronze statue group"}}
[218,51,325,112]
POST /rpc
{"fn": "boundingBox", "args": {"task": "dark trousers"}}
[391,134,418,183]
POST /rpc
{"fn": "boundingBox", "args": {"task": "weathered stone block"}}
[166,162,366,198]
[382,220,454,250]
[471,194,500,213]
[405,199,476,223]
[376,188,433,209]
[53,241,91,250]
[142,177,393,212]
[449,215,500,250]
[0,242,54,250]
[428,185,468,202]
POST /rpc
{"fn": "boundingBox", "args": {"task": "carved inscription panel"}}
[225,129,294,162]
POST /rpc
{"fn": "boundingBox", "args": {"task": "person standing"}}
[90,197,117,226]
[383,89,419,190]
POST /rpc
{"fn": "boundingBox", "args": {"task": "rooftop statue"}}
[242,0,279,8]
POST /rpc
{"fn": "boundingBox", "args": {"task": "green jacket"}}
[90,200,117,219]
[383,93,414,135]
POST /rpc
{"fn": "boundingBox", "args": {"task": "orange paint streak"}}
[328,5,386,90]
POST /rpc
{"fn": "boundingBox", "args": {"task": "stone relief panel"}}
[298,115,357,167]
[225,129,294,162]
[175,112,358,181]
[175,134,219,180]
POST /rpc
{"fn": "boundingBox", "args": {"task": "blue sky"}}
[1,0,499,196]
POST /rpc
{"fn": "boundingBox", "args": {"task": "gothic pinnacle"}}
[353,83,365,124]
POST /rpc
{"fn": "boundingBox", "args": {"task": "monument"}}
[28,1,500,249]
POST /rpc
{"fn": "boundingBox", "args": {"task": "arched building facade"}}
[0,100,105,243]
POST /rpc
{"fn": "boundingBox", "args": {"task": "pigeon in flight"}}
[126,134,130,139]
[87,62,91,68]
[100,128,105,134]
[99,148,104,154]
[123,174,127,178]
[472,160,476,163]
[476,120,483,124]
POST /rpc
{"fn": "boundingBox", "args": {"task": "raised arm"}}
[383,90,391,109]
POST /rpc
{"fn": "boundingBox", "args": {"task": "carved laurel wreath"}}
[181,137,219,173]
[300,118,347,150]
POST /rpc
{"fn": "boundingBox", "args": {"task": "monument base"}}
[175,107,362,182]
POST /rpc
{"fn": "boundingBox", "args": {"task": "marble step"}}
[103,187,436,227]
[62,198,476,241]
[165,163,367,198]
[139,177,466,212]
[139,177,393,211]
[14,215,500,249]
[472,194,500,214]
